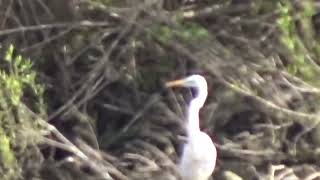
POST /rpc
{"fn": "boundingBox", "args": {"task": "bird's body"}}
[179,131,216,180]
[166,75,217,180]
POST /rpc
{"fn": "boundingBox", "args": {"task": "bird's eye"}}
[190,88,197,97]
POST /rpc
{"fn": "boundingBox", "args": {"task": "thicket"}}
[1,0,320,179]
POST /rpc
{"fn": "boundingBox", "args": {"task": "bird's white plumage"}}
[179,132,216,180]
[166,74,217,180]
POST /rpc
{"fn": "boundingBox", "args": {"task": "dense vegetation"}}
[1,0,320,179]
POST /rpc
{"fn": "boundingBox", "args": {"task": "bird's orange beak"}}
[165,79,186,88]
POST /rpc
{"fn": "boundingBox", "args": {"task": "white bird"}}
[166,74,217,180]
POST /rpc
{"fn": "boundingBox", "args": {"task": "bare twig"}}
[0,21,111,36]
[223,80,320,126]
[43,123,113,179]
[269,165,285,180]
[305,172,320,180]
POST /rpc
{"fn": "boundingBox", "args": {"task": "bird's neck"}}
[186,88,207,135]
[187,100,201,133]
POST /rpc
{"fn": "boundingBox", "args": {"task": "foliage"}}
[277,1,319,84]
[0,128,17,180]
[3,45,44,107]
[153,22,209,44]
[2,0,320,179]
[0,45,45,179]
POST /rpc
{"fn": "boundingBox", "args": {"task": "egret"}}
[166,74,217,180]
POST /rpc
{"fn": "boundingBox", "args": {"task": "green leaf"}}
[5,44,14,62]
[0,132,15,166]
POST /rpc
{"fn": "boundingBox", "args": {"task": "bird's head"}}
[166,74,208,106]
[165,74,207,91]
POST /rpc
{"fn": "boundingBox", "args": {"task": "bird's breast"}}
[179,132,216,180]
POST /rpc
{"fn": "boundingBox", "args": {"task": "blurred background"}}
[1,0,320,179]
